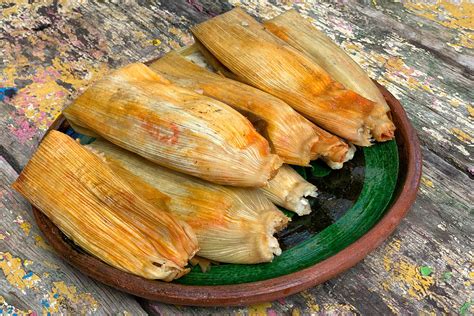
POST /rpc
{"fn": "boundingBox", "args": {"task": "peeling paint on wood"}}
[1,0,473,315]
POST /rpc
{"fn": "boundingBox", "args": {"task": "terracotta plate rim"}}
[32,83,422,306]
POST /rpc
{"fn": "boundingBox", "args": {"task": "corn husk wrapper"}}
[260,165,317,215]
[183,43,355,169]
[191,8,392,146]
[150,49,320,166]
[309,123,354,169]
[12,131,198,281]
[88,139,289,264]
[63,63,281,187]
[264,10,395,142]
[186,41,240,81]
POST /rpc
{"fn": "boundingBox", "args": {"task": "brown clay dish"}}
[32,83,421,306]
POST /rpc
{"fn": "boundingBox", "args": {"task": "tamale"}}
[150,48,320,166]
[12,131,198,281]
[310,125,356,169]
[260,165,317,215]
[63,63,281,187]
[191,8,395,146]
[88,139,289,264]
[178,44,356,168]
[264,10,395,141]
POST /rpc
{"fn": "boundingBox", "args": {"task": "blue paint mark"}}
[0,87,18,101]
[22,271,33,279]
[53,293,59,299]
[40,299,50,308]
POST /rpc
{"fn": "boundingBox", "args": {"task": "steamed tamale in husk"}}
[191,8,395,146]
[183,44,356,169]
[88,139,289,264]
[261,165,317,216]
[63,63,282,187]
[12,131,198,281]
[150,48,320,166]
[311,129,356,170]
[264,10,395,141]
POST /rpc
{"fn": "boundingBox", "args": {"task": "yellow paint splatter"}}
[468,105,474,118]
[342,41,360,51]
[404,1,474,50]
[43,281,99,315]
[382,240,435,300]
[23,259,33,267]
[404,2,474,30]
[55,281,97,305]
[5,57,109,131]
[383,239,402,272]
[381,56,434,93]
[386,57,414,76]
[451,128,473,142]
[421,177,435,188]
[34,235,53,251]
[13,215,31,236]
[291,308,301,316]
[457,32,474,49]
[248,302,272,316]
[0,233,5,240]
[149,39,162,46]
[19,222,31,236]
[300,290,320,313]
[0,252,41,291]
[320,303,357,313]
[449,99,461,108]
[0,65,17,86]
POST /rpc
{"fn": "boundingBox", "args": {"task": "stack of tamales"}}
[12,8,394,281]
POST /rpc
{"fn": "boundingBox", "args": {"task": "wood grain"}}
[1,0,472,314]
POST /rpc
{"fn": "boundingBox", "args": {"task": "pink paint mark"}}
[12,87,37,108]
[32,67,61,84]
[267,309,278,316]
[9,117,38,144]
[187,0,203,12]
[91,50,104,59]
[278,298,286,305]
[55,90,66,98]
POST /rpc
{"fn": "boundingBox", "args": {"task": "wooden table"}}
[1,1,472,314]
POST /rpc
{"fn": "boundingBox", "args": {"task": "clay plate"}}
[32,83,421,306]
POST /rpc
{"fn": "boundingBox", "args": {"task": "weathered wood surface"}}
[1,0,472,315]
